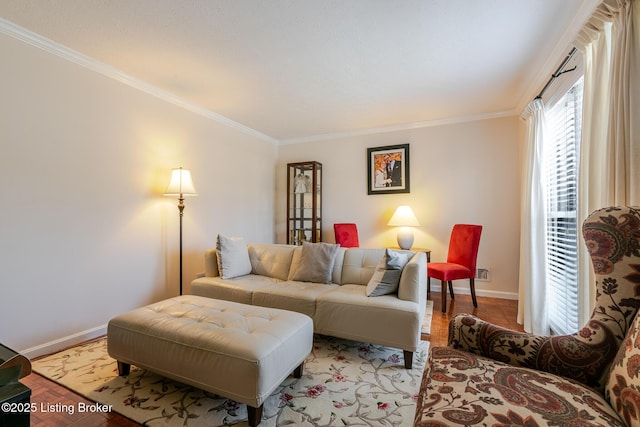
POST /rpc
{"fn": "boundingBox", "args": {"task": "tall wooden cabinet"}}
[287,161,322,245]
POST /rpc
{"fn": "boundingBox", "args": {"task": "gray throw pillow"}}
[366,249,415,297]
[289,242,339,284]
[216,234,252,279]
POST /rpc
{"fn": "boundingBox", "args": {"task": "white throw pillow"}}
[366,249,414,297]
[216,234,252,279]
[289,242,340,284]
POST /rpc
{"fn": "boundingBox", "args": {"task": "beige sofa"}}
[190,243,427,368]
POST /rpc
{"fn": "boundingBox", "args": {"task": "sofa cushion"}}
[191,275,279,305]
[288,242,339,284]
[605,312,640,426]
[330,247,347,283]
[315,285,421,351]
[339,248,386,285]
[248,244,296,281]
[252,281,339,318]
[216,235,252,279]
[415,346,625,426]
[366,249,414,297]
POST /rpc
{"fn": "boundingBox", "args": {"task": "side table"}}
[391,247,431,263]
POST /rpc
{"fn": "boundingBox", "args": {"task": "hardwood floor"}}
[21,293,522,426]
[425,291,524,346]
[20,374,140,427]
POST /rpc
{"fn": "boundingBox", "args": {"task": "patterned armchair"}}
[414,206,640,426]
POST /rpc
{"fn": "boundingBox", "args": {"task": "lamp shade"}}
[387,206,420,227]
[165,167,198,196]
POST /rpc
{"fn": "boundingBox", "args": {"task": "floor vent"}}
[475,268,491,282]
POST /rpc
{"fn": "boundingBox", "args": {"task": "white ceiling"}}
[0,1,597,144]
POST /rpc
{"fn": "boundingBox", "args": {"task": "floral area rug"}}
[33,334,429,426]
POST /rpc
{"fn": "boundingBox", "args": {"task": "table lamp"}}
[388,205,420,249]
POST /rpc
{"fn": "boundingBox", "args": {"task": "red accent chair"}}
[428,224,482,312]
[333,223,359,248]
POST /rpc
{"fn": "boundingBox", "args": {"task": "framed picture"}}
[367,144,410,195]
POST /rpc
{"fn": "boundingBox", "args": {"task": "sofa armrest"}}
[204,248,220,277]
[448,313,619,390]
[398,251,426,304]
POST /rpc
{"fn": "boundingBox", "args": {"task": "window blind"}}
[544,77,584,335]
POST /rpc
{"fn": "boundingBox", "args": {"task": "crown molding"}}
[0,18,279,145]
[279,110,517,145]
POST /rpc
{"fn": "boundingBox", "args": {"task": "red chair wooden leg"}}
[441,279,447,312]
[470,278,478,307]
[427,276,431,299]
[448,281,455,299]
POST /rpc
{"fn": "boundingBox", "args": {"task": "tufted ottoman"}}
[107,295,313,426]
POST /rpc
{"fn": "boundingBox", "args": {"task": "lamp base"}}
[396,228,414,250]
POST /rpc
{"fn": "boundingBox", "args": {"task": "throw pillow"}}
[289,242,339,284]
[366,249,414,297]
[216,234,252,279]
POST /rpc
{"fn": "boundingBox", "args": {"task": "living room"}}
[0,0,545,360]
[2,1,638,426]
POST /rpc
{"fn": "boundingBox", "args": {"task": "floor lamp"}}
[165,167,198,295]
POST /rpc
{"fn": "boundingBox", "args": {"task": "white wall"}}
[277,116,521,298]
[0,32,277,355]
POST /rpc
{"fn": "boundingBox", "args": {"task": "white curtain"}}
[576,0,640,318]
[518,99,549,334]
[608,0,640,205]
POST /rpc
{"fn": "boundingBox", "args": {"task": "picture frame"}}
[367,144,410,195]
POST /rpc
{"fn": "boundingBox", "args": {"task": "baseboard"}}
[21,324,107,360]
[429,284,518,301]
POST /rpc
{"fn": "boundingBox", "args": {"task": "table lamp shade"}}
[387,206,420,227]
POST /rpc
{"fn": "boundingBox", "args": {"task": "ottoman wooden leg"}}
[403,350,413,369]
[117,361,131,376]
[293,361,304,378]
[247,404,263,427]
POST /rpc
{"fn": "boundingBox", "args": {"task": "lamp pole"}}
[178,193,185,295]
[165,167,197,296]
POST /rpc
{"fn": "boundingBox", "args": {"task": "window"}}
[544,77,584,335]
